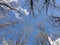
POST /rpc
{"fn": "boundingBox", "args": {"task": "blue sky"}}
[0,0,60,45]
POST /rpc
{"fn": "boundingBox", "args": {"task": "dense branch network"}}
[48,15,60,27]
[0,20,24,27]
[0,1,19,12]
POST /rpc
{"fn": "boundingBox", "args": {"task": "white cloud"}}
[48,37,60,45]
[24,9,29,16]
[16,7,29,16]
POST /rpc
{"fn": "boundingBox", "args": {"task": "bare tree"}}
[34,22,51,45]
[23,0,60,18]
[0,0,33,45]
[47,15,60,27]
[0,0,60,45]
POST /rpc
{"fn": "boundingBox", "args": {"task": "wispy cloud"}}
[15,12,23,20]
[15,7,29,19]
[16,7,29,15]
